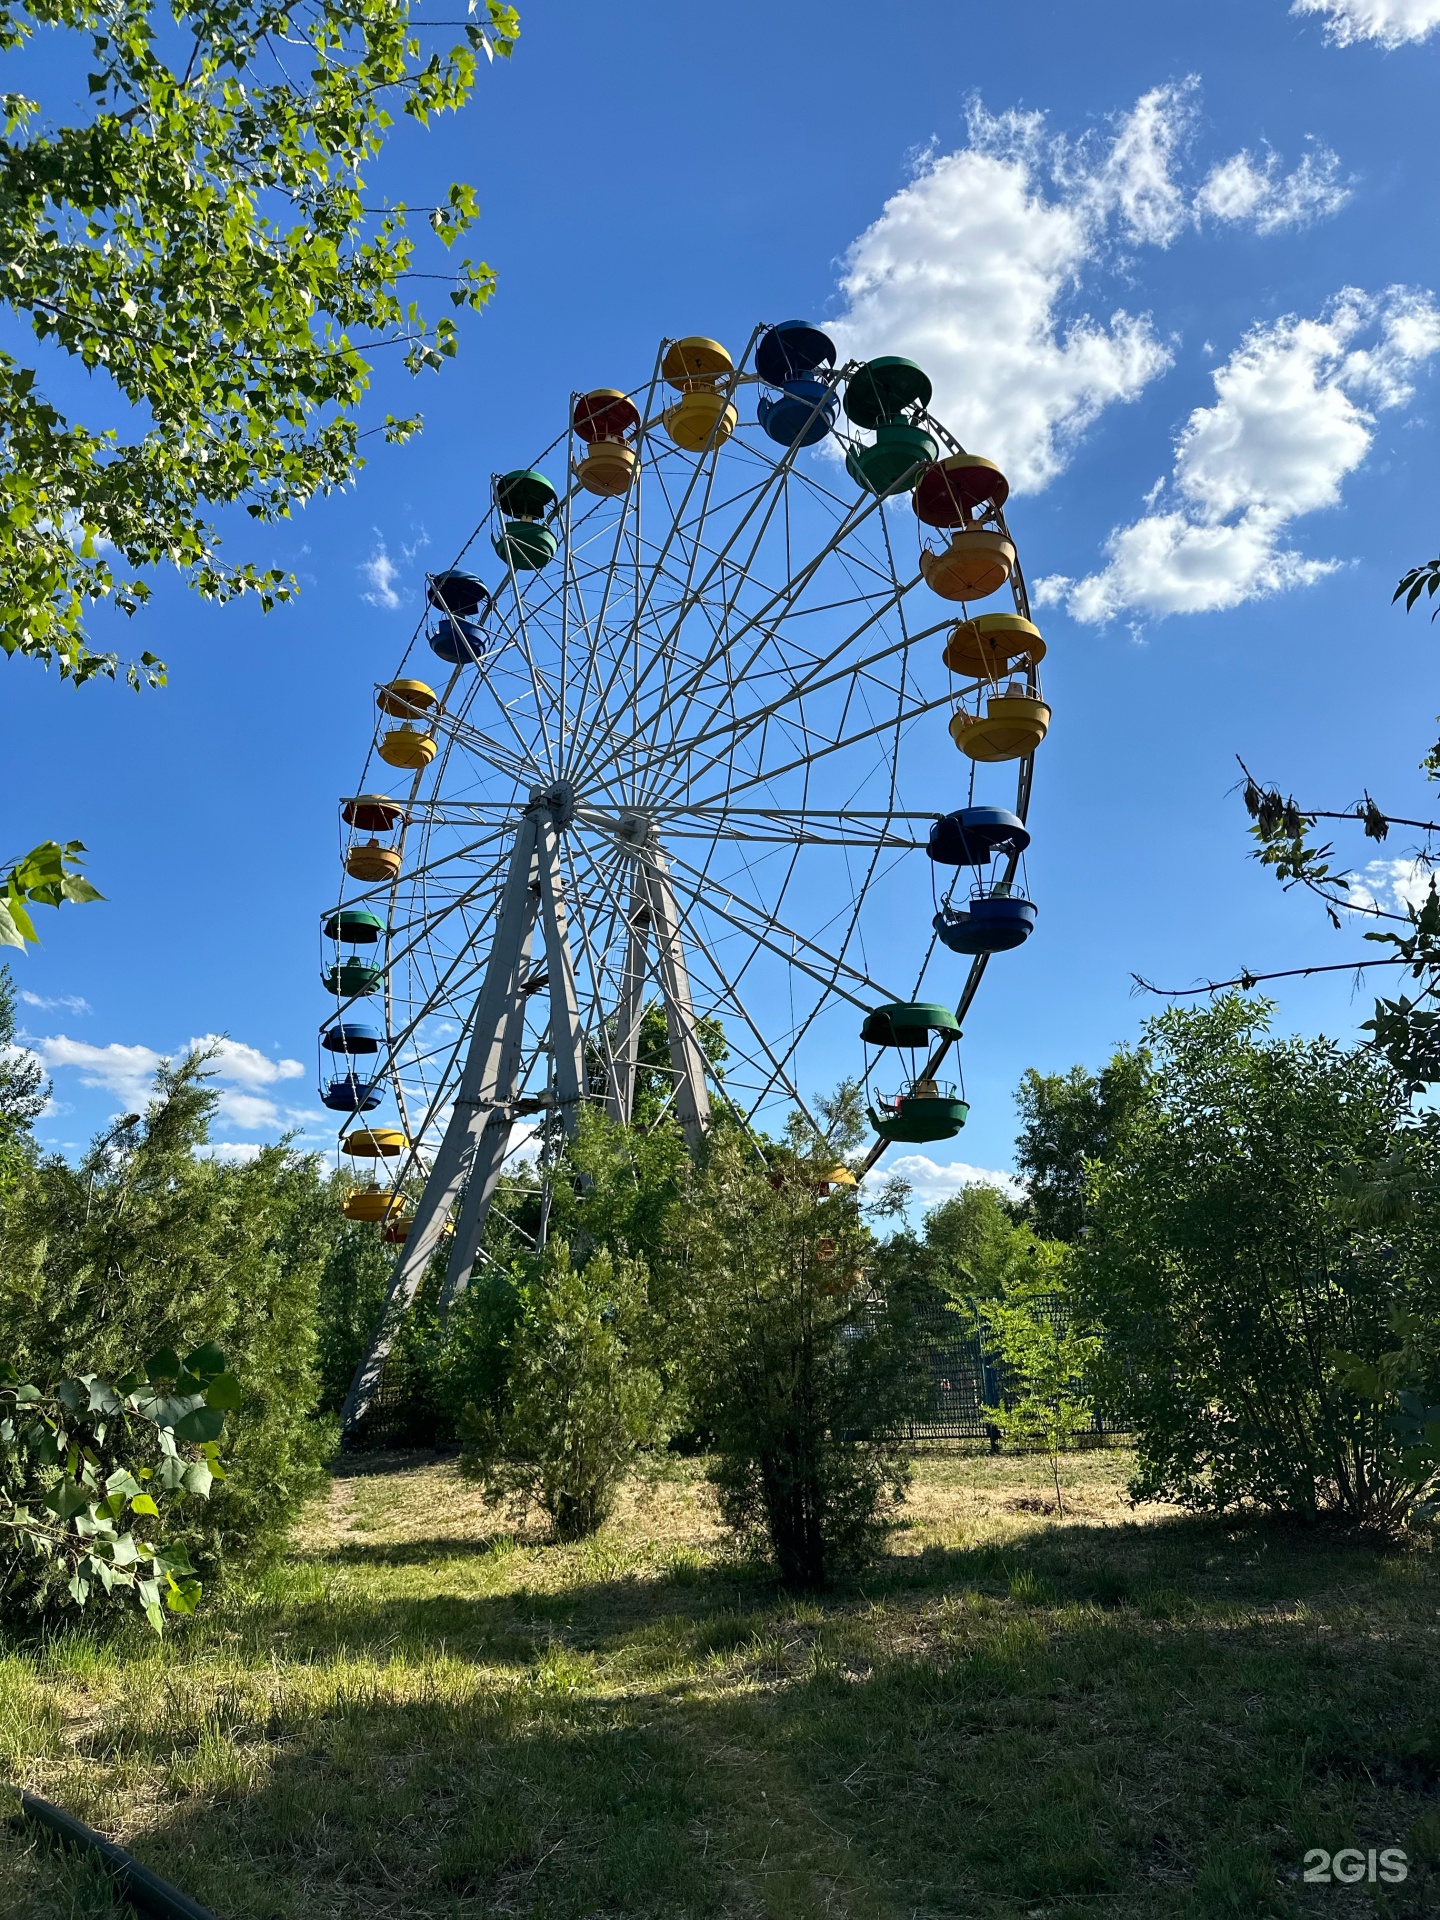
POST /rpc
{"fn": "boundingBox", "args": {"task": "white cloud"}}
[20,991,91,1014]
[829,92,1181,494]
[1293,0,1440,47]
[215,1089,281,1132]
[187,1036,303,1088]
[360,536,402,610]
[33,1033,307,1129]
[196,1141,268,1164]
[828,86,1351,498]
[867,1154,1024,1211]
[35,1036,164,1107]
[1040,286,1440,623]
[1195,144,1351,233]
[1347,856,1439,915]
[360,529,428,610]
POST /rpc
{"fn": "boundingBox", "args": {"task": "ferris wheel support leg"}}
[340,818,540,1436]
[604,885,651,1127]
[536,811,587,1138]
[643,847,711,1156]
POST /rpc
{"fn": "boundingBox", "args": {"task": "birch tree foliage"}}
[0,0,518,687]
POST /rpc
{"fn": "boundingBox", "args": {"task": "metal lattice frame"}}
[332,329,1040,1432]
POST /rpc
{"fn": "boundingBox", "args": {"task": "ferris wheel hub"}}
[526,778,577,827]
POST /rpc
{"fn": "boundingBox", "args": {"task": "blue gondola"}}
[428,616,487,666]
[927,806,1030,866]
[759,379,839,449]
[321,1074,383,1112]
[756,322,839,449]
[427,570,490,619]
[934,887,1038,955]
[322,1021,382,1055]
[755,321,836,385]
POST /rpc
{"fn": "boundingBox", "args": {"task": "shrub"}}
[1076,996,1440,1530]
[459,1239,660,1540]
[678,1138,918,1589]
[0,1345,239,1630]
[973,1252,1100,1514]
[0,1052,333,1576]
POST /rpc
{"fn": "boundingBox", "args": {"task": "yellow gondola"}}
[919,528,1015,602]
[943,612,1047,679]
[378,726,438,770]
[949,689,1051,762]
[342,1127,407,1157]
[376,679,437,718]
[342,1186,397,1222]
[662,336,737,452]
[345,839,403,883]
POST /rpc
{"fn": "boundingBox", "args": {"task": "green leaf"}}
[203,1371,243,1411]
[181,1459,213,1499]
[156,1454,187,1492]
[46,1478,88,1521]
[145,1349,182,1384]
[173,1405,225,1445]
[183,1343,227,1382]
[165,1575,202,1615]
[129,1493,159,1517]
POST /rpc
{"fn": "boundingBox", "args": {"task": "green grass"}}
[3,1445,1439,1918]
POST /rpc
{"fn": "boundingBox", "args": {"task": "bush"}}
[0,1052,334,1576]
[1076,996,1440,1530]
[459,1239,660,1540]
[973,1252,1099,1514]
[0,1345,239,1630]
[678,1138,918,1589]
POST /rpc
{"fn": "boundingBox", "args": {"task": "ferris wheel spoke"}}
[491,576,565,784]
[373,837,513,979]
[438,676,551,786]
[655,898,827,1140]
[559,461,648,780]
[582,578,937,804]
[572,478,899,790]
[649,843,899,1012]
[646,594,943,799]
[681,686,954,816]
[615,821,925,850]
[570,383,865,767]
[566,449,838,779]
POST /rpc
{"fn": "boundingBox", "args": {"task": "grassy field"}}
[3,1445,1438,1919]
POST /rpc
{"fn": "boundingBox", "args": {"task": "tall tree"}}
[1013,1049,1152,1241]
[1075,996,1440,1530]
[1,0,517,687]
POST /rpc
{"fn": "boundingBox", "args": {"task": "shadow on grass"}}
[316,1534,519,1568]
[19,1527,1440,1920]
[264,1509,1407,1673]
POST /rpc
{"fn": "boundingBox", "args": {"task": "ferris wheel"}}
[321,321,1050,1432]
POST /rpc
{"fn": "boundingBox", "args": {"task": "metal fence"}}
[348,1291,1120,1452]
[899,1294,1120,1443]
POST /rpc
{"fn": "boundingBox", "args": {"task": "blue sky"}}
[7,0,1440,1205]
